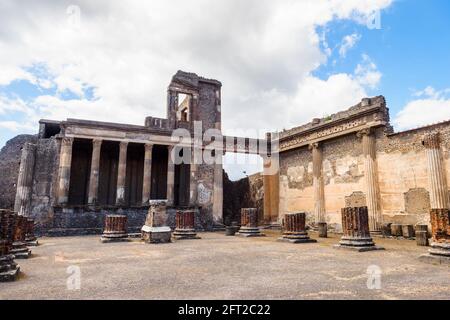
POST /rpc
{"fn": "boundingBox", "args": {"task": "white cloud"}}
[394,87,450,131]
[0,0,393,179]
[339,33,361,57]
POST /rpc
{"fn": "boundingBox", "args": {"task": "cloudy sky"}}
[0,0,449,179]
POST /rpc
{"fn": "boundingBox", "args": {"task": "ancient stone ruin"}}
[334,206,384,252]
[278,212,316,243]
[0,70,449,264]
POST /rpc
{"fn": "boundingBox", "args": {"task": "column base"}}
[173,229,201,240]
[278,231,316,243]
[370,230,383,237]
[334,244,385,252]
[10,242,32,259]
[419,242,450,265]
[26,238,39,246]
[0,255,20,282]
[335,236,384,252]
[236,227,266,237]
[100,232,130,243]
[141,226,172,244]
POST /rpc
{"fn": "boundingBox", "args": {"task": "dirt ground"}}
[1,230,449,300]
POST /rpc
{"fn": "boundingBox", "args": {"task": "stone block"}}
[402,224,415,238]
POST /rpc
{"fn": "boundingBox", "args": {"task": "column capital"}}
[144,143,153,152]
[422,132,440,149]
[92,139,103,148]
[308,142,320,151]
[61,137,74,147]
[119,141,129,148]
[357,128,373,138]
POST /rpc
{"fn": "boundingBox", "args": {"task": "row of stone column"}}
[310,128,382,232]
[57,138,176,206]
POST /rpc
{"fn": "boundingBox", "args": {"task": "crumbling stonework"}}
[277,96,450,232]
[0,135,37,210]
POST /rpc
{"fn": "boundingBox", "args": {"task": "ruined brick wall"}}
[377,122,450,225]
[279,132,365,228]
[29,137,60,233]
[223,171,264,225]
[279,121,450,229]
[0,135,37,209]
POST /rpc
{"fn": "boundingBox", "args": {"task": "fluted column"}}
[14,143,36,216]
[166,145,175,206]
[88,139,102,205]
[310,143,325,223]
[116,141,128,205]
[142,143,153,205]
[423,132,449,209]
[189,148,198,206]
[57,137,74,205]
[212,160,223,223]
[358,129,382,232]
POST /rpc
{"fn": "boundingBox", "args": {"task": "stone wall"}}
[0,134,37,209]
[223,171,264,225]
[279,121,450,229]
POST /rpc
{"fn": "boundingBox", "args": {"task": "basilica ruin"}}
[0,71,449,265]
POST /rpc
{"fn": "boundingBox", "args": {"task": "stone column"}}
[166,145,175,206]
[212,161,223,223]
[335,206,383,252]
[237,208,265,237]
[420,133,450,263]
[189,150,198,206]
[310,143,325,224]
[423,132,449,209]
[358,129,382,232]
[279,212,316,243]
[263,156,280,224]
[101,215,129,242]
[173,210,200,240]
[57,137,74,205]
[142,143,153,205]
[14,143,36,216]
[116,141,128,205]
[88,139,102,205]
[263,156,272,223]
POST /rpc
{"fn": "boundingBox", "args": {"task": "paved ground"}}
[1,231,449,300]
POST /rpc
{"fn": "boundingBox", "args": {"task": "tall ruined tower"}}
[167,70,222,133]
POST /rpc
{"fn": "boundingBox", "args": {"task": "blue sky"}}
[314,0,450,118]
[0,0,449,179]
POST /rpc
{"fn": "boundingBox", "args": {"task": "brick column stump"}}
[0,210,20,282]
[25,218,38,246]
[237,208,265,237]
[141,200,172,243]
[173,210,201,240]
[334,207,384,252]
[278,212,316,243]
[419,209,450,265]
[415,225,429,247]
[101,215,129,243]
[10,214,32,259]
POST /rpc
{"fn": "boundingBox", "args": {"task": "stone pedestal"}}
[141,200,172,244]
[25,218,38,246]
[0,210,20,282]
[402,225,415,238]
[420,209,450,264]
[390,224,403,237]
[415,225,429,247]
[279,212,316,243]
[11,214,31,259]
[381,223,392,237]
[173,210,200,240]
[101,215,129,243]
[237,208,265,237]
[318,222,327,238]
[334,207,384,252]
